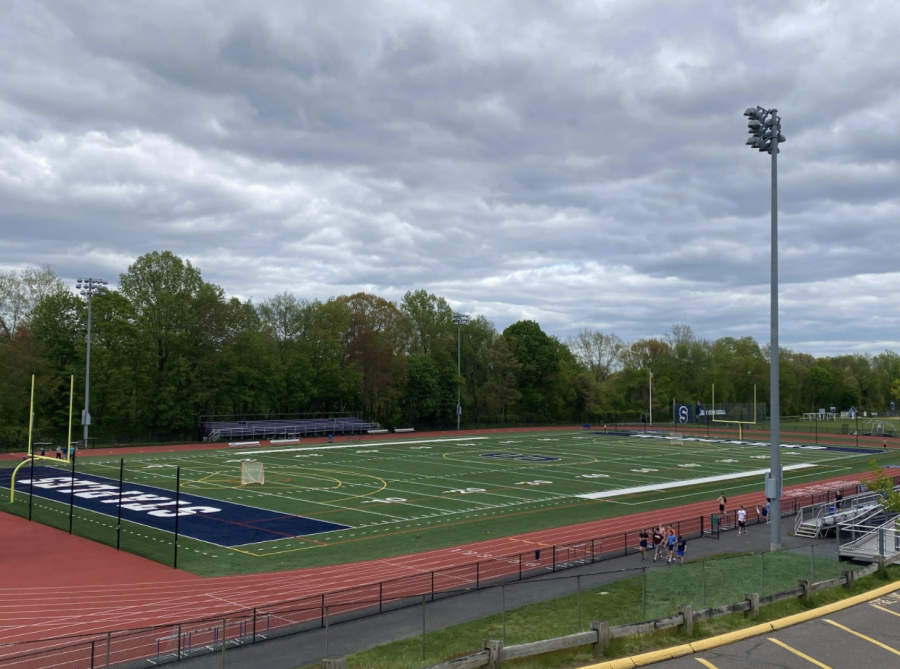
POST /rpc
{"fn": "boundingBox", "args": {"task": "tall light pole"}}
[744,106,786,550]
[76,278,108,450]
[452,312,469,430]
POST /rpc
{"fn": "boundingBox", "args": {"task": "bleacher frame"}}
[202,415,379,442]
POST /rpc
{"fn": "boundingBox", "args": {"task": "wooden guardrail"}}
[321,556,898,669]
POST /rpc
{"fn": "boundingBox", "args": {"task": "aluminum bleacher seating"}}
[203,417,378,441]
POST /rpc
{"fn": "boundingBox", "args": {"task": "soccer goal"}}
[241,461,265,485]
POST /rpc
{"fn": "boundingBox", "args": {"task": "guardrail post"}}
[798,579,811,601]
[744,593,759,619]
[843,570,856,589]
[321,658,347,669]
[591,621,610,655]
[483,639,503,669]
[676,604,693,635]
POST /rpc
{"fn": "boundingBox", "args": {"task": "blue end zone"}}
[0,466,350,548]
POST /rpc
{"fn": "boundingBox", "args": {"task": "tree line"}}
[1,251,898,446]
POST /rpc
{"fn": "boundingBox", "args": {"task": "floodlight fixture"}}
[74,277,109,452]
[452,311,470,430]
[743,105,786,551]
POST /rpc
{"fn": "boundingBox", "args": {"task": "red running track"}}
[0,470,869,653]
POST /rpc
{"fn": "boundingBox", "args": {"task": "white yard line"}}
[226,437,487,456]
[575,463,816,500]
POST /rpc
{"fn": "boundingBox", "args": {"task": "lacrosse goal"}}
[241,461,265,485]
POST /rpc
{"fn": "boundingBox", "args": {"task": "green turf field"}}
[2,429,897,576]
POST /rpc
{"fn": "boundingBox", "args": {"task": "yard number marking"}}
[514,480,552,486]
[717,459,738,463]
[631,468,658,473]
[578,473,610,478]
[356,450,379,453]
[362,497,407,504]
[444,488,486,494]
[295,454,322,458]
[410,446,431,450]
[678,463,700,468]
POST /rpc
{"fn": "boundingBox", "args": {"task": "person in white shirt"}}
[737,506,748,536]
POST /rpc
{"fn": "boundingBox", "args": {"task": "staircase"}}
[839,514,900,562]
[793,491,888,539]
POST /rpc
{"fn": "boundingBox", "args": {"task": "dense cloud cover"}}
[1,0,898,354]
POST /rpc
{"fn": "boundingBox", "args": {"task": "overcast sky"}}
[1,0,898,355]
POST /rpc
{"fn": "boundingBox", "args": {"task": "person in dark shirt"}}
[638,528,649,561]
[835,489,844,510]
[676,536,687,564]
[652,527,664,562]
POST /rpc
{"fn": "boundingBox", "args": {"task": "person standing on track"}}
[835,488,843,510]
[666,527,677,564]
[737,506,748,536]
[717,492,727,516]
[676,535,687,564]
[652,526,664,562]
[639,528,649,561]
[55,445,62,459]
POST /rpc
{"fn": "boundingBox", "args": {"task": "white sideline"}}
[575,463,815,500]
[228,436,488,456]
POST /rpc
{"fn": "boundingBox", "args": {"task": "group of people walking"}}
[638,525,686,564]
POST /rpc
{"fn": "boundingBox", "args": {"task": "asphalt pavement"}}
[651,588,900,668]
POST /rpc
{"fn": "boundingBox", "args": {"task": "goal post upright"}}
[711,384,758,441]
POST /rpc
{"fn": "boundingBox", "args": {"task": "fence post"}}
[702,561,707,608]
[251,610,256,643]
[501,584,506,644]
[744,593,760,619]
[760,553,764,596]
[518,553,522,580]
[811,544,816,583]
[431,571,435,601]
[591,621,610,656]
[552,545,557,571]
[379,582,383,613]
[68,455,76,533]
[700,514,704,537]
[676,604,693,635]
[177,623,182,656]
[90,640,95,669]
[476,561,480,588]
[325,606,330,656]
[173,467,181,568]
[591,538,595,562]
[221,617,226,668]
[116,459,124,550]
[321,594,325,628]
[105,631,111,668]
[641,567,647,619]
[577,575,582,631]
[421,595,426,659]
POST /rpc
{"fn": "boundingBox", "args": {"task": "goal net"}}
[241,461,265,485]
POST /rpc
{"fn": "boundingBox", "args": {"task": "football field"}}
[1,429,893,576]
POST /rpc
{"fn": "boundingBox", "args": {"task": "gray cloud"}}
[1,0,899,356]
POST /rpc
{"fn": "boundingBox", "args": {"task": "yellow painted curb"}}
[578,574,900,669]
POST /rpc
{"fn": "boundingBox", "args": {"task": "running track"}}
[0,470,868,651]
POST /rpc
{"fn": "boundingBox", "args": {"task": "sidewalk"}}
[181,522,829,669]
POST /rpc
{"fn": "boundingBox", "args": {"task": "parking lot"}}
[654,589,900,668]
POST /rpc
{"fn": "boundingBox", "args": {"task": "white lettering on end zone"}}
[18,477,222,517]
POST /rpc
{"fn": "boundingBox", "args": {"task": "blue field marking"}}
[0,466,351,548]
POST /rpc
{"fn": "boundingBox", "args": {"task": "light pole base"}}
[770,542,782,551]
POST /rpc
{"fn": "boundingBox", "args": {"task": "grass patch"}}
[324,557,895,669]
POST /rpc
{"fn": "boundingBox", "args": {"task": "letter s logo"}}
[678,405,689,424]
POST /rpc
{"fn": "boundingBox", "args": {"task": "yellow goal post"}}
[711,383,758,441]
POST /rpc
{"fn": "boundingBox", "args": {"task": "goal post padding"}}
[241,461,265,485]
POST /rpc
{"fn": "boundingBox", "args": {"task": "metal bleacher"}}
[202,416,379,442]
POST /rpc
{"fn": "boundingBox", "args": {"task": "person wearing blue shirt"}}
[666,528,678,564]
[676,536,687,564]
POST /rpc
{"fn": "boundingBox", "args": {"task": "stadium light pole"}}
[453,312,470,430]
[76,278,109,450]
[744,106,786,550]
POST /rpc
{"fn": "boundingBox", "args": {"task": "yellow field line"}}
[769,638,833,668]
[823,619,900,657]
